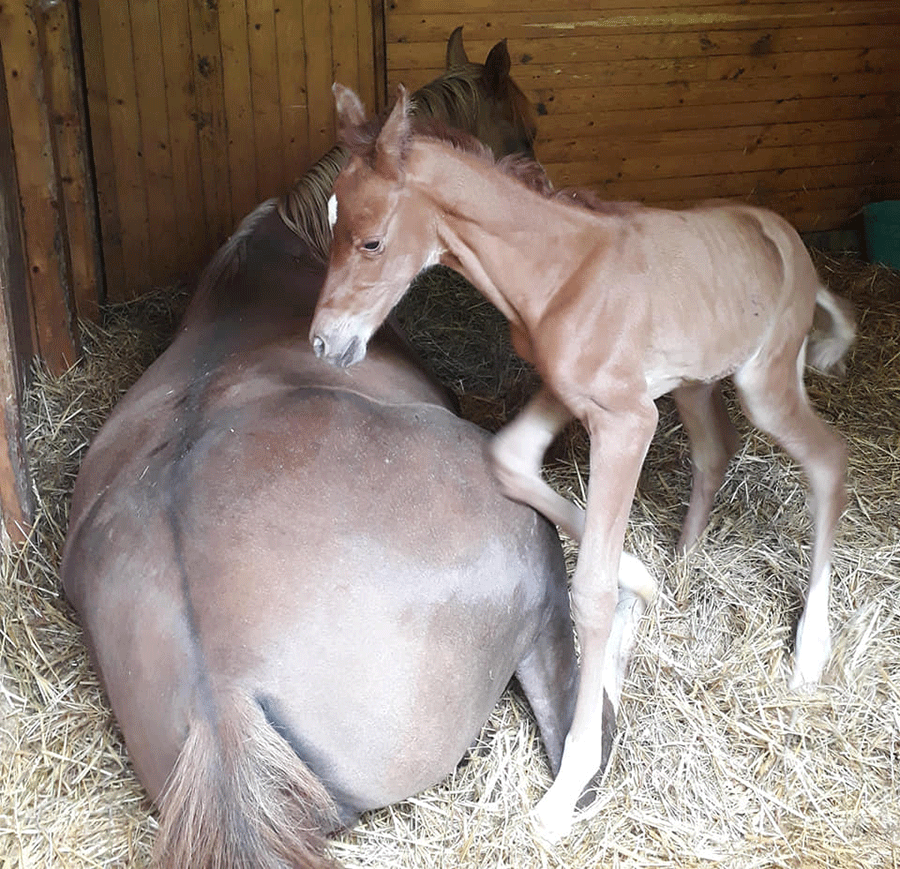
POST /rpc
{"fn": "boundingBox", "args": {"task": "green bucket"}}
[863,200,900,269]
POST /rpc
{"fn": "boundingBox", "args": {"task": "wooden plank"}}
[0,268,33,542]
[394,45,900,95]
[95,0,149,296]
[187,0,232,251]
[395,51,900,101]
[331,0,360,100]
[539,94,899,141]
[159,0,207,281]
[0,53,34,368]
[560,139,896,185]
[392,70,898,121]
[526,72,899,116]
[388,24,900,67]
[0,0,77,371]
[97,0,151,298]
[0,49,35,541]
[302,0,334,161]
[247,0,285,200]
[544,140,895,188]
[130,0,179,287]
[371,0,386,112]
[391,0,893,12]
[538,118,899,164]
[275,1,310,183]
[219,0,259,221]
[356,0,378,112]
[387,5,900,44]
[78,0,126,299]
[38,0,101,323]
[705,48,900,83]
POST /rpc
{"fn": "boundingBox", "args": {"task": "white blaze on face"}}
[327,194,338,229]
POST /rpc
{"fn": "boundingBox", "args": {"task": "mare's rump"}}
[68,387,568,820]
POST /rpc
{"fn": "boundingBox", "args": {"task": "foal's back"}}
[547,198,824,397]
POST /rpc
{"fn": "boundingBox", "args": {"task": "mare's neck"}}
[407,139,582,331]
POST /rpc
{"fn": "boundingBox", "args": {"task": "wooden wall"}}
[81,0,382,301]
[386,0,900,232]
[1,0,96,539]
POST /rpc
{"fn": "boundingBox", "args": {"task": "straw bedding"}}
[1,253,898,868]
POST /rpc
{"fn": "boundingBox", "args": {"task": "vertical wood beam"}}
[0,0,79,372]
[38,0,103,322]
[0,34,33,542]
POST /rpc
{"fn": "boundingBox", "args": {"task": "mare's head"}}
[423,26,537,160]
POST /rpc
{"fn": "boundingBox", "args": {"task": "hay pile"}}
[2,254,898,868]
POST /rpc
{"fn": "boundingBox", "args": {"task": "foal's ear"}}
[333,83,367,141]
[374,85,411,179]
[482,39,511,93]
[446,26,468,68]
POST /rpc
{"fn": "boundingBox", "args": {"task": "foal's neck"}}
[407,139,580,328]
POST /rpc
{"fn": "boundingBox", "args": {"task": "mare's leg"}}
[733,344,847,687]
[517,552,658,777]
[515,579,578,776]
[672,382,741,552]
[531,393,658,841]
[490,386,584,540]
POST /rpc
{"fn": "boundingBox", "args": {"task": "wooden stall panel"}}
[0,0,95,536]
[0,0,80,372]
[386,0,900,232]
[0,39,34,542]
[82,0,380,300]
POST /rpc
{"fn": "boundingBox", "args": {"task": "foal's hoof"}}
[788,656,827,691]
[530,793,575,845]
[790,623,831,689]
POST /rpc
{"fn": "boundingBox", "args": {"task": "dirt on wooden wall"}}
[386,0,900,233]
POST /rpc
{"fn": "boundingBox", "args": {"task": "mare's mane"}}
[195,66,540,301]
[343,109,554,199]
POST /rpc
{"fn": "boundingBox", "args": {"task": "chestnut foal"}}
[310,86,855,841]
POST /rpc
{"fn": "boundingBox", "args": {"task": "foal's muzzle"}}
[311,331,364,368]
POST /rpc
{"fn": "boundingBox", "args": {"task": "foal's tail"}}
[807,287,856,375]
[151,690,341,869]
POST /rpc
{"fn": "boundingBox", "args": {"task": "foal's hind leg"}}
[672,382,742,553]
[733,346,847,687]
[490,385,585,540]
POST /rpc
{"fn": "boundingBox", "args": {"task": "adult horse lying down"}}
[310,86,856,841]
[61,31,595,869]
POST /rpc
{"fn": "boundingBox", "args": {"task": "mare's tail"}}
[807,287,856,375]
[152,689,341,869]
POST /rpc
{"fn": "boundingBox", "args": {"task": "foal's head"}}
[309,86,440,367]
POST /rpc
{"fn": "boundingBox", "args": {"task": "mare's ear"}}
[333,83,367,142]
[445,26,468,68]
[482,39,511,93]
[374,85,411,179]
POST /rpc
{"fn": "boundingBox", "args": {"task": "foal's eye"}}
[360,239,383,254]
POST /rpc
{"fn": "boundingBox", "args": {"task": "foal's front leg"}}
[532,392,658,842]
[490,385,584,540]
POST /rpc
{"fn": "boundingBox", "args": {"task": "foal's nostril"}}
[337,337,361,368]
[312,335,326,358]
